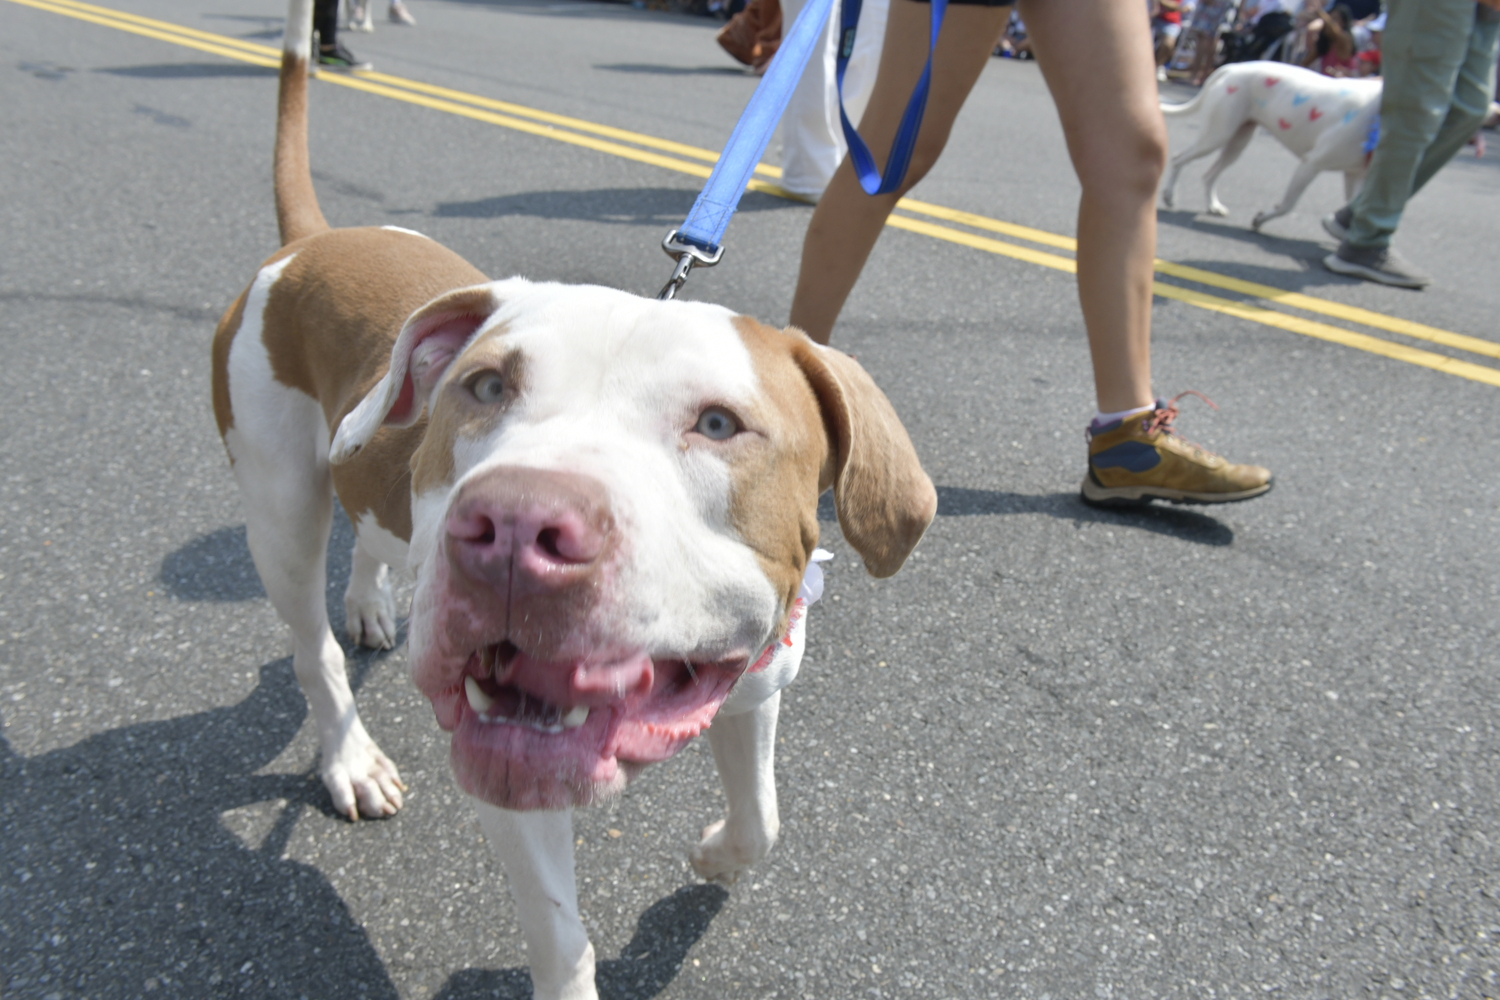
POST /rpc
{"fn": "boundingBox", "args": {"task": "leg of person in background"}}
[788,0,1271,506]
[778,0,889,199]
[1323,0,1500,288]
[315,0,371,69]
[389,0,416,25]
[1187,27,1215,85]
[1154,18,1182,82]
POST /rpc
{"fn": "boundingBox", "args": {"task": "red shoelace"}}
[1144,390,1217,437]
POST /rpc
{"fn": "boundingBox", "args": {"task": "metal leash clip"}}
[657,230,725,301]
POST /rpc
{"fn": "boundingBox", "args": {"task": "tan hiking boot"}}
[1081,393,1273,507]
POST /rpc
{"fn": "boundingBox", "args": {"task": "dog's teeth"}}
[464,676,495,715]
[561,706,589,729]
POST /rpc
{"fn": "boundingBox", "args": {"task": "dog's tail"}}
[274,0,331,245]
[1159,66,1230,117]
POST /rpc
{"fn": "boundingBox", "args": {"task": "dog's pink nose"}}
[445,467,614,595]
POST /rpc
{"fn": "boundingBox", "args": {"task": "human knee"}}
[1077,122,1167,203]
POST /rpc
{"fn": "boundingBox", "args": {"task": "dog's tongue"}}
[504,649,655,709]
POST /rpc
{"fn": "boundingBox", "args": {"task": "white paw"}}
[1208,201,1230,217]
[345,581,397,650]
[322,733,406,821]
[689,818,773,884]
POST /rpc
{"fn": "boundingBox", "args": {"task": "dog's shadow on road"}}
[0,659,403,999]
[821,486,1235,546]
[432,883,730,1000]
[159,507,374,637]
[1156,210,1361,291]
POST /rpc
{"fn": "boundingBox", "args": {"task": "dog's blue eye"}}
[470,371,505,404]
[695,407,739,441]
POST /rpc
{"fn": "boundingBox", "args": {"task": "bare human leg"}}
[1019,0,1164,413]
[787,0,1008,344]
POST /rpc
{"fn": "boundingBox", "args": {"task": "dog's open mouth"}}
[432,640,748,810]
[462,642,594,733]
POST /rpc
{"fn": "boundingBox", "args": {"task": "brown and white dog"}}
[211,2,935,996]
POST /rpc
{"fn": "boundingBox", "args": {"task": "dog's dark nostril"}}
[536,527,563,559]
[453,513,497,546]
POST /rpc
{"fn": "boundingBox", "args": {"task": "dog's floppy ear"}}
[330,284,497,464]
[791,337,936,577]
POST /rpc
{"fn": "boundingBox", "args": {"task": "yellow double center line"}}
[15,0,1500,388]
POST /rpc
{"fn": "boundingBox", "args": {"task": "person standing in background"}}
[1151,0,1185,81]
[313,0,371,69]
[1185,0,1233,84]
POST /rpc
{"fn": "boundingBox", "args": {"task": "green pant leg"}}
[1409,7,1500,198]
[1346,0,1477,249]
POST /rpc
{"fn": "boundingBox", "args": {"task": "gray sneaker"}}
[1323,242,1431,290]
[1321,205,1352,242]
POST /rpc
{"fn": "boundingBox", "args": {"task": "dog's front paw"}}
[345,579,398,650]
[1250,211,1269,231]
[1208,200,1230,217]
[323,733,406,821]
[690,818,774,884]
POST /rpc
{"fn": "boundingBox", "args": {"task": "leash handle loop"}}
[836,0,946,196]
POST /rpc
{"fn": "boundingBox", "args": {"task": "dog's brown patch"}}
[211,287,249,438]
[728,316,830,616]
[217,226,486,540]
[412,333,527,498]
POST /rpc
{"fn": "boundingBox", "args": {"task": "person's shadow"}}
[820,485,1236,546]
[0,658,401,999]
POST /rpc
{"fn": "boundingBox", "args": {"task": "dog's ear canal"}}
[792,338,937,578]
[329,284,497,464]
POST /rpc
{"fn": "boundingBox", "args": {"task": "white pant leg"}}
[779,0,889,198]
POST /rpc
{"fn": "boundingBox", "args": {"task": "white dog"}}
[1160,61,1381,230]
[212,3,935,997]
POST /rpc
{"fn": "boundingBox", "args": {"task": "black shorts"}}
[908,0,1015,7]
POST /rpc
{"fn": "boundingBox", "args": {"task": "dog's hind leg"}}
[1202,120,1257,217]
[474,804,597,1000]
[1251,157,1326,231]
[692,690,783,883]
[1162,139,1221,210]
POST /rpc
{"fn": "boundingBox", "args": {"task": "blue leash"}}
[658,0,946,299]
[836,0,946,196]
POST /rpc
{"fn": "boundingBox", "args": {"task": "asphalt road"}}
[3,1,1499,998]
